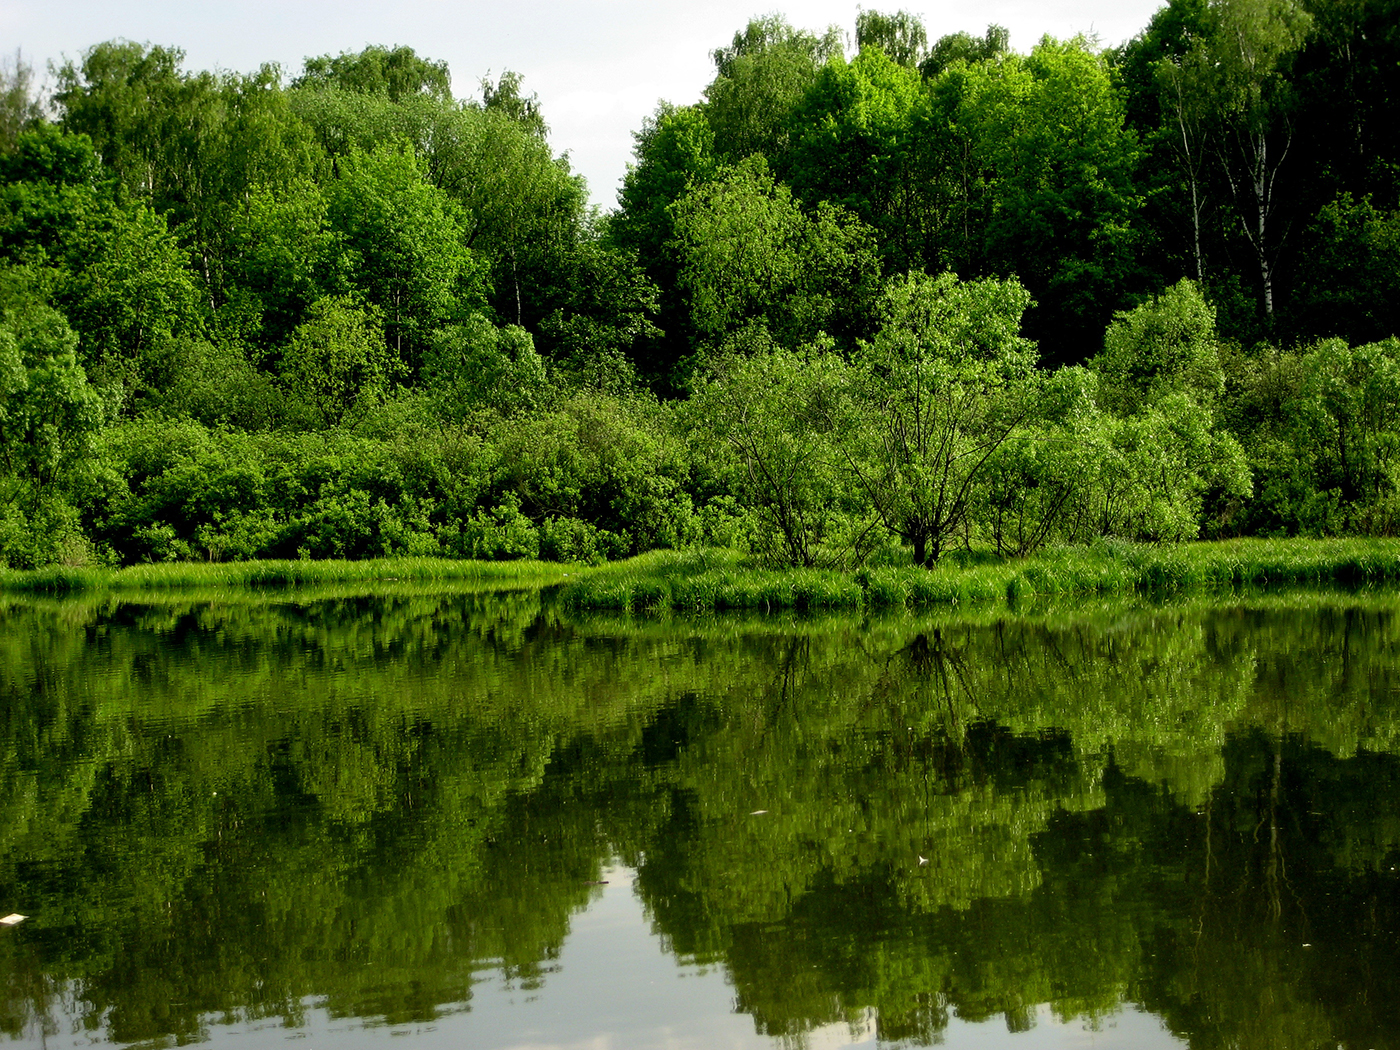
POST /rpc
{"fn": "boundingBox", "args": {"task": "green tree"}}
[53,44,325,342]
[1205,0,1312,318]
[0,51,43,153]
[978,366,1106,554]
[326,145,485,371]
[424,314,548,420]
[689,336,877,568]
[0,125,208,406]
[1115,0,1213,285]
[1288,194,1400,346]
[1088,280,1251,540]
[704,15,845,165]
[0,126,108,269]
[1290,0,1400,226]
[836,271,1038,566]
[293,45,452,102]
[612,104,718,273]
[489,390,695,556]
[611,104,718,379]
[480,70,547,138]
[0,293,103,496]
[987,39,1142,362]
[186,66,327,325]
[1094,277,1227,415]
[278,295,394,428]
[911,59,994,277]
[53,40,189,202]
[786,46,939,273]
[1154,42,1217,282]
[926,37,1144,363]
[1096,391,1250,540]
[918,25,1009,78]
[146,336,279,431]
[57,197,203,395]
[410,99,589,335]
[1285,336,1400,533]
[854,9,928,68]
[218,176,335,349]
[668,156,880,351]
[287,76,589,340]
[535,232,659,388]
[0,286,105,566]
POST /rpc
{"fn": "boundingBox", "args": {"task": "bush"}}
[450,496,540,561]
[538,517,628,564]
[0,495,100,569]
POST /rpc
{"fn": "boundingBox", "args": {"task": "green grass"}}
[0,556,582,594]
[556,538,1400,613]
[557,548,865,613]
[9,537,1400,609]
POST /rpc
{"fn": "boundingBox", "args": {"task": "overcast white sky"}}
[4,0,1166,209]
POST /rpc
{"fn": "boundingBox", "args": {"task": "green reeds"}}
[558,549,864,613]
[9,537,1400,608]
[557,538,1400,613]
[0,556,581,594]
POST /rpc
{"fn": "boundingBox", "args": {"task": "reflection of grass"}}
[546,587,1400,648]
[558,538,1400,612]
[0,556,580,594]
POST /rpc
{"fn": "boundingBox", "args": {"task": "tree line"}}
[0,0,1397,570]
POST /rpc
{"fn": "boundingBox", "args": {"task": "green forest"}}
[2,0,1399,571]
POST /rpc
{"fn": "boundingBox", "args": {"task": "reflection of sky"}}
[7,0,1166,210]
[0,866,1183,1050]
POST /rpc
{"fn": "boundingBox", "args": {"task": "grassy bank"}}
[0,556,582,594]
[556,538,1400,613]
[7,537,1400,607]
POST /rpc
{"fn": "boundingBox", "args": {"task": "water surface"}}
[1,587,1397,1048]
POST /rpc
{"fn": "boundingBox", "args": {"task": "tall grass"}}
[0,556,581,595]
[9,537,1400,608]
[558,548,863,613]
[557,538,1400,613]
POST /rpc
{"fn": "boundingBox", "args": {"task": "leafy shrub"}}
[538,517,628,564]
[450,495,540,560]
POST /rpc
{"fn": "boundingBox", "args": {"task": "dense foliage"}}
[1,0,1397,570]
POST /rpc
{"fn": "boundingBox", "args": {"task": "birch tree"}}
[1156,45,1215,282]
[1207,0,1311,317]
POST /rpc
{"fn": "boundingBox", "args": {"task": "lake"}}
[1,585,1397,1048]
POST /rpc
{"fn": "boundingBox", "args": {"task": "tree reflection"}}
[0,591,1397,1046]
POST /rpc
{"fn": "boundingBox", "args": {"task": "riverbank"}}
[556,538,1400,612]
[9,537,1400,609]
[0,556,582,594]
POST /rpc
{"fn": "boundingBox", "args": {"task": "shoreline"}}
[8,537,1400,611]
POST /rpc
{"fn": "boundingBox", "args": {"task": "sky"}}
[4,0,1168,209]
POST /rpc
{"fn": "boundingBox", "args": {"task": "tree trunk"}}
[1254,149,1274,315]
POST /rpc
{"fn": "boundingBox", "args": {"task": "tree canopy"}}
[0,8,1397,570]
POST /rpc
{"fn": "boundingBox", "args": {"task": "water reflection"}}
[0,589,1398,1047]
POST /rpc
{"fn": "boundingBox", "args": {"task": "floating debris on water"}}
[0,914,26,927]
